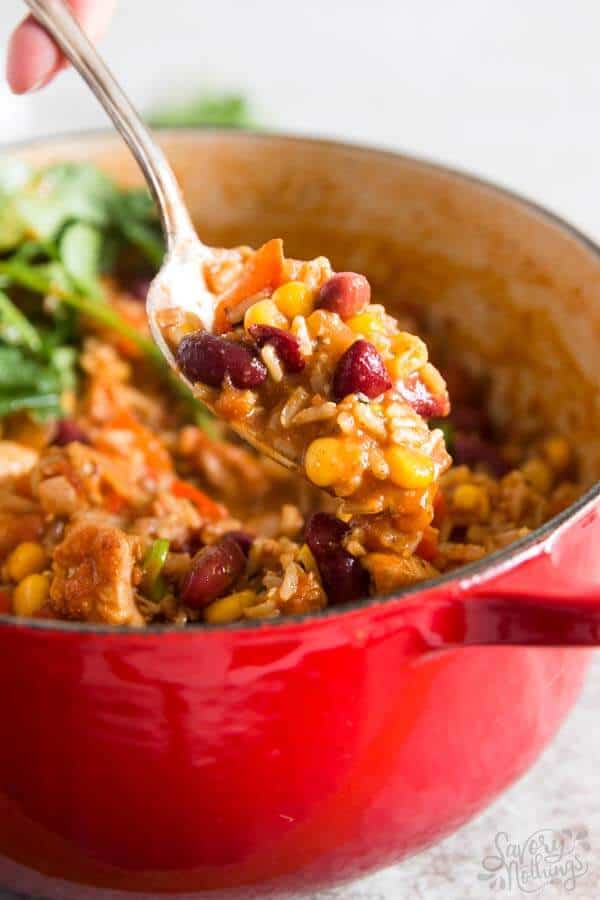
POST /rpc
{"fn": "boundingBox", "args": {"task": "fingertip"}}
[6,18,61,94]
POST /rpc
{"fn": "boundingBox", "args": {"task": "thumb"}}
[7,0,117,94]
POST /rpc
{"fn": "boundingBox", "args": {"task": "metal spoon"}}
[23,0,295,468]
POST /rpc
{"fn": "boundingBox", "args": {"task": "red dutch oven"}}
[1,131,599,899]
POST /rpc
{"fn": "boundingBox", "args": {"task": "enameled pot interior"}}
[9,129,600,630]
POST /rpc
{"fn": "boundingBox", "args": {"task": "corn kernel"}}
[305,310,356,355]
[13,573,50,618]
[60,390,77,416]
[521,458,553,494]
[6,542,47,582]
[385,446,436,489]
[420,362,447,396]
[346,309,387,339]
[204,590,256,625]
[452,483,490,518]
[10,418,53,450]
[388,332,429,379]
[305,437,344,486]
[244,299,288,331]
[304,437,363,487]
[273,281,314,318]
[542,436,571,472]
[166,311,204,345]
[296,543,318,573]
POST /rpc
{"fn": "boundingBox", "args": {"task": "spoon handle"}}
[23,0,197,250]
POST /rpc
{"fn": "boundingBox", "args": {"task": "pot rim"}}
[3,126,599,635]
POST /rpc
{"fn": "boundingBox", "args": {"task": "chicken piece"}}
[362,552,438,595]
[50,520,143,625]
[177,425,275,501]
[276,567,326,616]
[0,441,37,483]
[129,491,204,550]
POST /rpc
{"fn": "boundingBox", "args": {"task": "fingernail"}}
[27,73,50,92]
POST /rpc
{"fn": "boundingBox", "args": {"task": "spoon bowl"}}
[147,248,301,470]
[146,245,214,352]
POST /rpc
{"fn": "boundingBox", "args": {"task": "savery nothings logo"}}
[478,827,590,893]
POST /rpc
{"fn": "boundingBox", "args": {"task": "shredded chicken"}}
[362,552,438,595]
[0,440,37,483]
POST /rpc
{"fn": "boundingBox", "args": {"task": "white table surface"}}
[1,1,599,896]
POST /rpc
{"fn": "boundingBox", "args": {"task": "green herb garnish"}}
[149,92,254,129]
[0,343,76,420]
[0,159,211,427]
[431,418,454,452]
[0,288,41,351]
[142,538,170,602]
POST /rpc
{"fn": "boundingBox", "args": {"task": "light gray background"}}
[1,1,599,897]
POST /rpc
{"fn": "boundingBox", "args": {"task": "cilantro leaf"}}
[149,92,253,129]
[0,155,211,429]
[0,289,41,352]
[59,221,104,298]
[0,344,76,420]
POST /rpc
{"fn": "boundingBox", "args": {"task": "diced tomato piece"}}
[433,490,447,526]
[106,410,173,475]
[416,526,439,562]
[171,479,227,521]
[103,490,129,515]
[214,239,285,333]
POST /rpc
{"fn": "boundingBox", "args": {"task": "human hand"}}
[7,0,116,93]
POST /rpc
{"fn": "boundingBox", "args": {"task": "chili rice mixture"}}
[0,162,581,625]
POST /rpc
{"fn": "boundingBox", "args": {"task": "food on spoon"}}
[163,243,451,529]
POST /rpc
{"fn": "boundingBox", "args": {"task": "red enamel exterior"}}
[0,493,596,898]
[0,131,598,899]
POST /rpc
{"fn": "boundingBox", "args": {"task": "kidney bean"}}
[317,550,370,606]
[305,512,349,553]
[176,332,267,390]
[248,325,305,373]
[305,513,370,605]
[449,404,487,433]
[53,419,90,446]
[397,373,450,419]
[225,530,254,556]
[126,274,153,302]
[332,339,392,401]
[452,433,509,477]
[181,536,246,609]
[317,272,371,319]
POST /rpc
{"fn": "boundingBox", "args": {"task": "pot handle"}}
[445,500,600,646]
[402,500,600,648]
[451,583,600,647]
